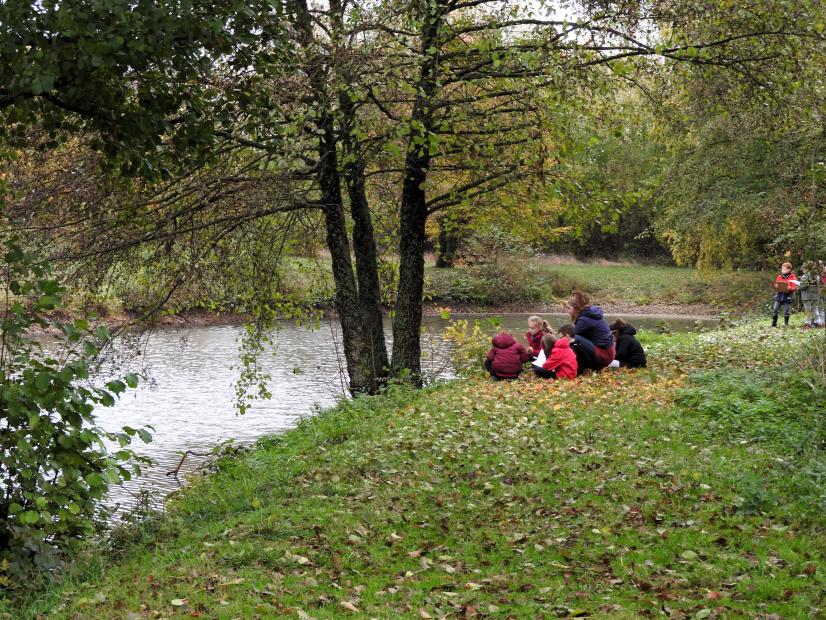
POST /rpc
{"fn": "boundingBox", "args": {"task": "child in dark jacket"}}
[533,333,578,380]
[484,331,531,380]
[565,291,615,371]
[609,319,647,368]
[772,262,798,327]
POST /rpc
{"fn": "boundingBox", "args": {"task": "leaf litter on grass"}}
[14,320,826,619]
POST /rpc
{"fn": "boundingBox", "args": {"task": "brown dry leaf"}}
[419,609,433,619]
[341,600,359,612]
[706,591,723,600]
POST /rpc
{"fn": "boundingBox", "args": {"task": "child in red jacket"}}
[485,331,531,380]
[772,262,799,327]
[532,334,578,380]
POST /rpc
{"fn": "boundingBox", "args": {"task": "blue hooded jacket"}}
[574,305,613,349]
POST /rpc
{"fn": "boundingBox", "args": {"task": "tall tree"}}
[4,0,821,389]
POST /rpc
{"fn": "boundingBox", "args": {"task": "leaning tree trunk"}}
[391,4,445,383]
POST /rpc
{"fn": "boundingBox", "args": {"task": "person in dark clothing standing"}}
[609,319,647,368]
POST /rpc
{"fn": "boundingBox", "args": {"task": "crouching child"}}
[609,319,647,368]
[484,331,531,380]
[533,333,578,380]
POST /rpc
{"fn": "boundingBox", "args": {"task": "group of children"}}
[484,291,647,381]
[772,261,826,328]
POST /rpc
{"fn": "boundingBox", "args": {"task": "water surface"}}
[102,313,716,512]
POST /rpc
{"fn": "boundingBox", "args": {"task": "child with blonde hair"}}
[524,315,551,357]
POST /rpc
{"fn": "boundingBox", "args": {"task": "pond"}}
[102,312,717,513]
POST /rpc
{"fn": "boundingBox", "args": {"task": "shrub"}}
[795,334,826,394]
[675,269,771,311]
[0,240,148,586]
[426,259,586,306]
[441,318,501,377]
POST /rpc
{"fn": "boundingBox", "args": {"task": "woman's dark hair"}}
[541,333,556,356]
[558,324,576,338]
[609,318,627,334]
[566,290,590,321]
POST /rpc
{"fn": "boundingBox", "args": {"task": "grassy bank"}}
[5,321,826,618]
[424,258,770,313]
[65,256,771,321]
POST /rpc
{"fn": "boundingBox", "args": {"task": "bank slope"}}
[11,323,826,619]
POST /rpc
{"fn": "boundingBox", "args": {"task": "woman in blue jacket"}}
[565,291,615,371]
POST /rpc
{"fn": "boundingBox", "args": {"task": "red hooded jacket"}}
[774,272,798,292]
[542,338,578,380]
[487,332,530,378]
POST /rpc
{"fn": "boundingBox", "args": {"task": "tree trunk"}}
[391,3,446,383]
[290,0,377,393]
[435,216,458,268]
[317,128,376,393]
[340,92,390,387]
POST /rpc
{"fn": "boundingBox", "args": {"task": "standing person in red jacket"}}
[533,333,578,380]
[772,262,798,327]
[524,315,551,358]
[484,331,531,380]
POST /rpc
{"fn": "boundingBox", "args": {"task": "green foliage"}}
[441,318,500,377]
[671,269,772,312]
[425,260,585,306]
[0,0,289,176]
[795,335,826,393]
[677,367,826,511]
[0,239,147,584]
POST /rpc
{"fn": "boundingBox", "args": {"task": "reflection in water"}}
[102,313,715,512]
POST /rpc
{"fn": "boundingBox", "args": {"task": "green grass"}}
[5,319,826,618]
[424,257,771,311]
[554,263,698,305]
